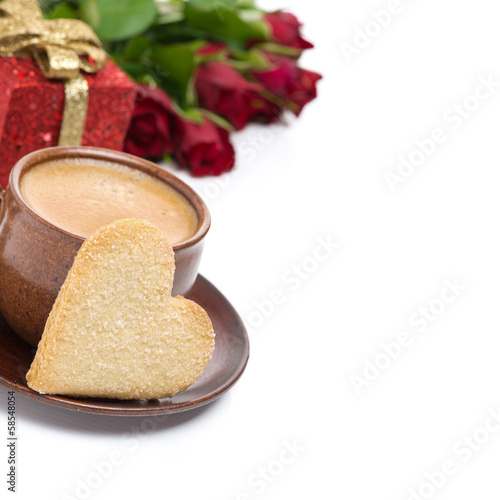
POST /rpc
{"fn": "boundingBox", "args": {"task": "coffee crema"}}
[20,159,199,245]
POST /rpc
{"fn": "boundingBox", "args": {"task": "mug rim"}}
[7,146,211,251]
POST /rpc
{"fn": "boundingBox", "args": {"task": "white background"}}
[3,0,500,498]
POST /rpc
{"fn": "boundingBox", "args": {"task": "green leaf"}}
[230,47,271,70]
[136,73,159,86]
[188,0,237,9]
[182,108,204,123]
[79,0,101,29]
[116,60,147,79]
[238,8,264,23]
[235,0,258,8]
[155,1,184,24]
[40,0,81,15]
[149,44,197,107]
[187,0,257,7]
[254,42,303,58]
[148,23,214,44]
[90,0,157,41]
[44,4,77,19]
[157,11,184,24]
[123,36,152,60]
[184,4,270,44]
[200,109,234,131]
[195,49,227,65]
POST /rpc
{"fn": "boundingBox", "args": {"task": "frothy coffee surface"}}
[20,159,198,244]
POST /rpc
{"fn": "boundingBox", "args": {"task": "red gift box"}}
[0,57,136,188]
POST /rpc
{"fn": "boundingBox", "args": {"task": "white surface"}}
[3,0,500,498]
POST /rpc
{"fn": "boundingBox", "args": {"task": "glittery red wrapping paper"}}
[0,57,136,188]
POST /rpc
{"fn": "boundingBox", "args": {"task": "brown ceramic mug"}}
[0,147,210,347]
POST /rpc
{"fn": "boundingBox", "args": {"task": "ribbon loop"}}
[34,46,82,80]
[0,0,106,79]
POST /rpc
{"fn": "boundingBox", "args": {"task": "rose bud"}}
[264,11,314,50]
[173,115,235,176]
[285,68,322,115]
[123,85,174,159]
[252,55,321,116]
[245,92,283,124]
[195,61,270,130]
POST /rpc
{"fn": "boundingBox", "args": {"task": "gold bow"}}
[0,0,107,145]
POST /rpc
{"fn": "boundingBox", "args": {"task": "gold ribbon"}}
[0,0,107,146]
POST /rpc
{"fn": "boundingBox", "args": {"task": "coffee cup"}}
[0,146,210,346]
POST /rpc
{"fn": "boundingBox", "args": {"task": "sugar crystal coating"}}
[26,219,215,400]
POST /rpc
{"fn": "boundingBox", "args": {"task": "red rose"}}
[264,12,314,50]
[252,55,296,95]
[252,55,321,115]
[245,92,282,124]
[195,61,268,130]
[123,85,174,158]
[285,68,322,114]
[173,116,235,176]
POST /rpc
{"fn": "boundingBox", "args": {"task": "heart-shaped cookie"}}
[26,219,215,400]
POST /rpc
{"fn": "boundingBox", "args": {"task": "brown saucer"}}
[0,275,249,416]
